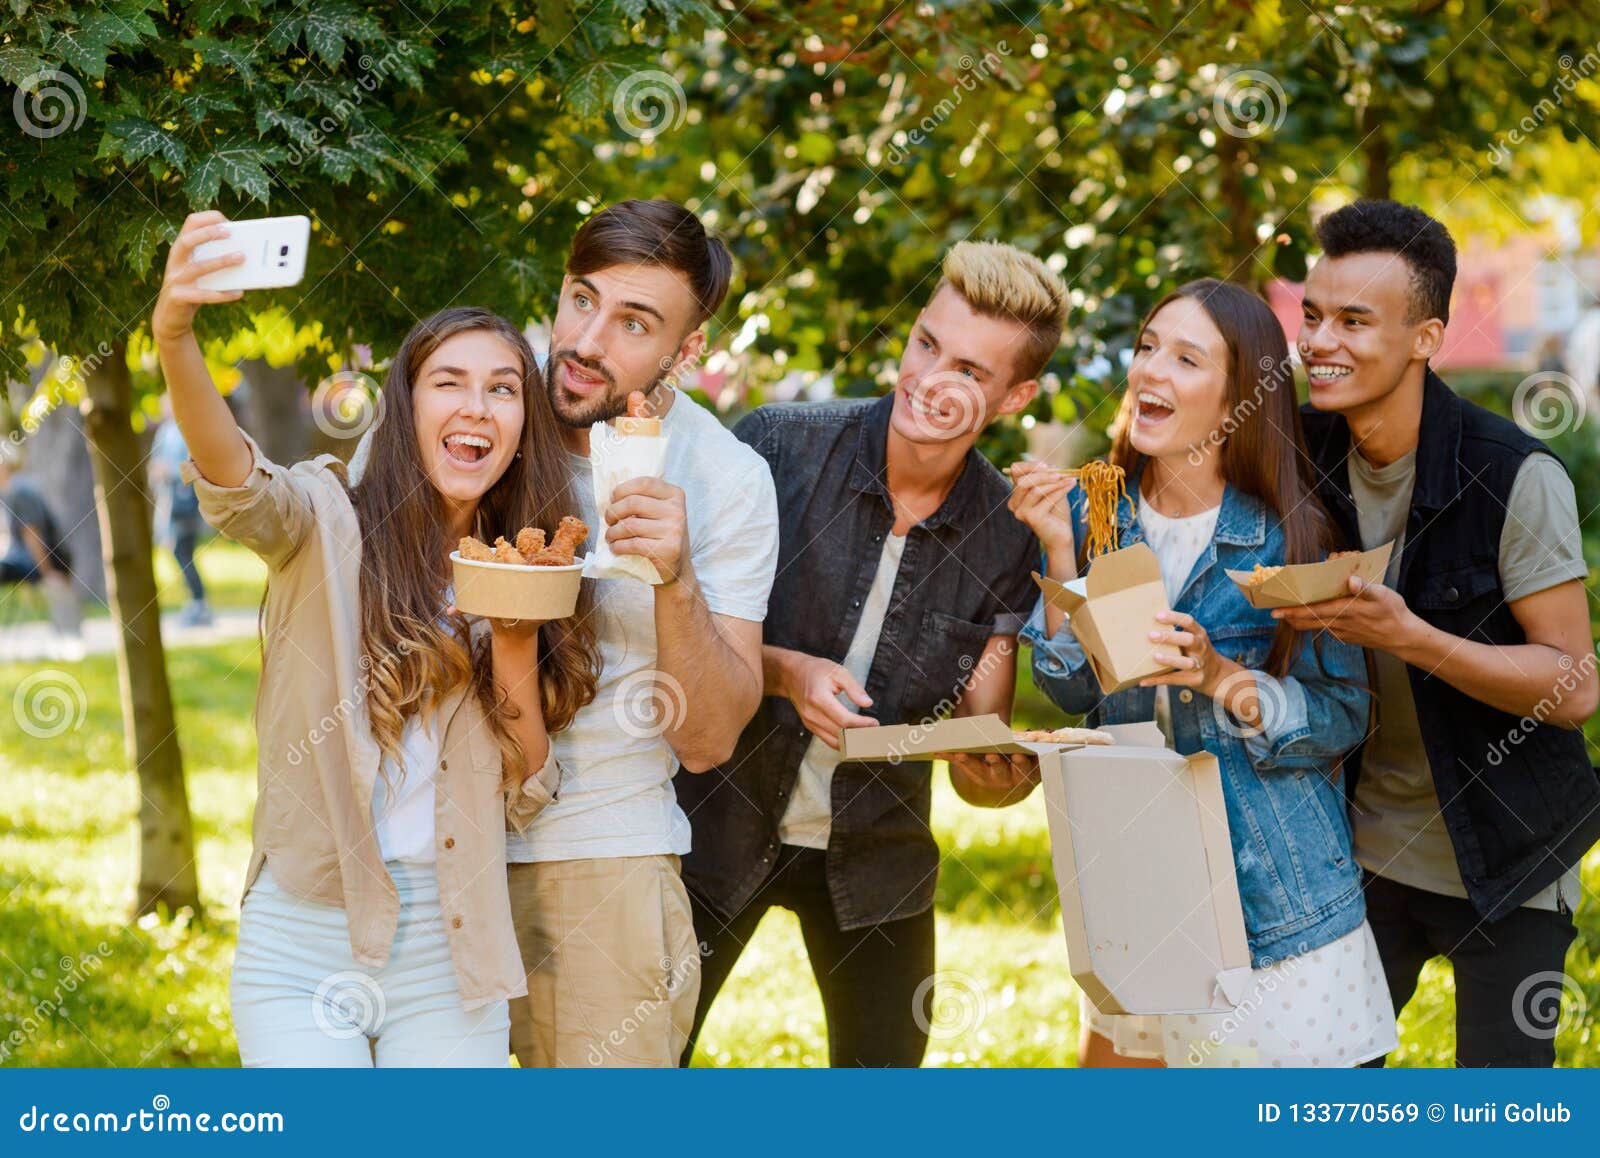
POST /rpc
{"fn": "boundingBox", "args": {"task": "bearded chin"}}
[551,384,620,428]
[548,366,669,428]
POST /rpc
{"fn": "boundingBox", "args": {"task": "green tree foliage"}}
[575,1,1599,447]
[1,0,716,371]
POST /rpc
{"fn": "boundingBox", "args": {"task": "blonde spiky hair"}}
[937,240,1068,382]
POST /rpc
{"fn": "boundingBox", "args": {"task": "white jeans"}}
[230,861,509,1067]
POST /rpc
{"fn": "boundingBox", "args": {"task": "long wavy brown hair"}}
[350,307,600,787]
[1109,278,1336,676]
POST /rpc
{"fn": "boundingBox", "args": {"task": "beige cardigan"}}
[183,433,556,1010]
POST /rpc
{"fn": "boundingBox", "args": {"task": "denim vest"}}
[1303,372,1600,920]
[1024,478,1370,966]
[678,396,1042,931]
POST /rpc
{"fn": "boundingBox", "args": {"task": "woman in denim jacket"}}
[1012,280,1395,1068]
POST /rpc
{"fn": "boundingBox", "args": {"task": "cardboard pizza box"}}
[1032,543,1177,695]
[1226,540,1395,609]
[838,713,1109,763]
[842,713,1250,1016]
[1041,721,1252,1016]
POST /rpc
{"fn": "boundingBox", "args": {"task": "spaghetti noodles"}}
[1078,460,1128,559]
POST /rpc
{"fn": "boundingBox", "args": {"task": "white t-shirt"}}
[371,712,443,864]
[1137,495,1221,746]
[505,388,779,863]
[1137,494,1220,606]
[779,532,907,850]
[368,597,455,865]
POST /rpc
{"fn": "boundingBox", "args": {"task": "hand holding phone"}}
[153,212,311,345]
[192,214,310,291]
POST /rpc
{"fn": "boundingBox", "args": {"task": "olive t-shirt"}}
[1348,449,1586,912]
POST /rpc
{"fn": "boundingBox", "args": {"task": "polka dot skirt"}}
[1081,920,1398,1068]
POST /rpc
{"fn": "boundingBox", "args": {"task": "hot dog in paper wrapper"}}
[584,414,667,584]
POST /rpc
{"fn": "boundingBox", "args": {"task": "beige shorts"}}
[507,854,700,1068]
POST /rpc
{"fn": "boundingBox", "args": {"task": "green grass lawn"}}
[1,615,1597,1066]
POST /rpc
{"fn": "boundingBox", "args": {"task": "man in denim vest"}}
[677,242,1065,1066]
[1282,200,1600,1066]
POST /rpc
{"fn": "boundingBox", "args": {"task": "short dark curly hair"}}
[1314,200,1457,325]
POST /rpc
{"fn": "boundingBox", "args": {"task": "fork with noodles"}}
[1007,459,1127,558]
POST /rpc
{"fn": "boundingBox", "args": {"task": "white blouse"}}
[369,596,455,864]
[371,712,442,864]
[1137,494,1220,605]
[1136,495,1220,746]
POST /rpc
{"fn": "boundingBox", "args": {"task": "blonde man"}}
[678,242,1068,1066]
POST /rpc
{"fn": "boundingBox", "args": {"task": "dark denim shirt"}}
[677,395,1040,931]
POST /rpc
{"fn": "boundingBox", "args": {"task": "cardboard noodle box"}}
[1032,542,1177,695]
[1042,721,1252,1016]
[837,712,1108,763]
[449,553,585,621]
[1226,540,1395,609]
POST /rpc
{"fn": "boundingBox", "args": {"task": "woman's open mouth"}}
[1135,391,1176,424]
[443,432,493,466]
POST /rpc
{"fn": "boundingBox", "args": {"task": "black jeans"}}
[170,516,206,603]
[1361,872,1577,1067]
[0,556,37,583]
[682,844,935,1067]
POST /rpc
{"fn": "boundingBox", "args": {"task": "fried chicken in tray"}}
[458,515,588,567]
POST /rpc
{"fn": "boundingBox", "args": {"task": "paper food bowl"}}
[1226,540,1394,609]
[449,553,585,621]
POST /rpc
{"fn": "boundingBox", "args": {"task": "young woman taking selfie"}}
[152,211,599,1067]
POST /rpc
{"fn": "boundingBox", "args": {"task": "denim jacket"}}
[1023,475,1370,966]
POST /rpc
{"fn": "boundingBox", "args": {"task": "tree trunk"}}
[239,358,310,466]
[1364,109,1392,200]
[80,346,203,919]
[1217,133,1259,288]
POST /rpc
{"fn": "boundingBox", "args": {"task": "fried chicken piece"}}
[626,390,650,418]
[515,526,546,559]
[494,536,527,565]
[1327,549,1360,561]
[528,515,588,566]
[1246,563,1283,587]
[459,535,497,562]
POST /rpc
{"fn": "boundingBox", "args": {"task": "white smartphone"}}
[194,215,310,291]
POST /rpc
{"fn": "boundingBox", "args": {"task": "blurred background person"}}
[0,440,83,654]
[150,394,212,627]
[1564,294,1600,424]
